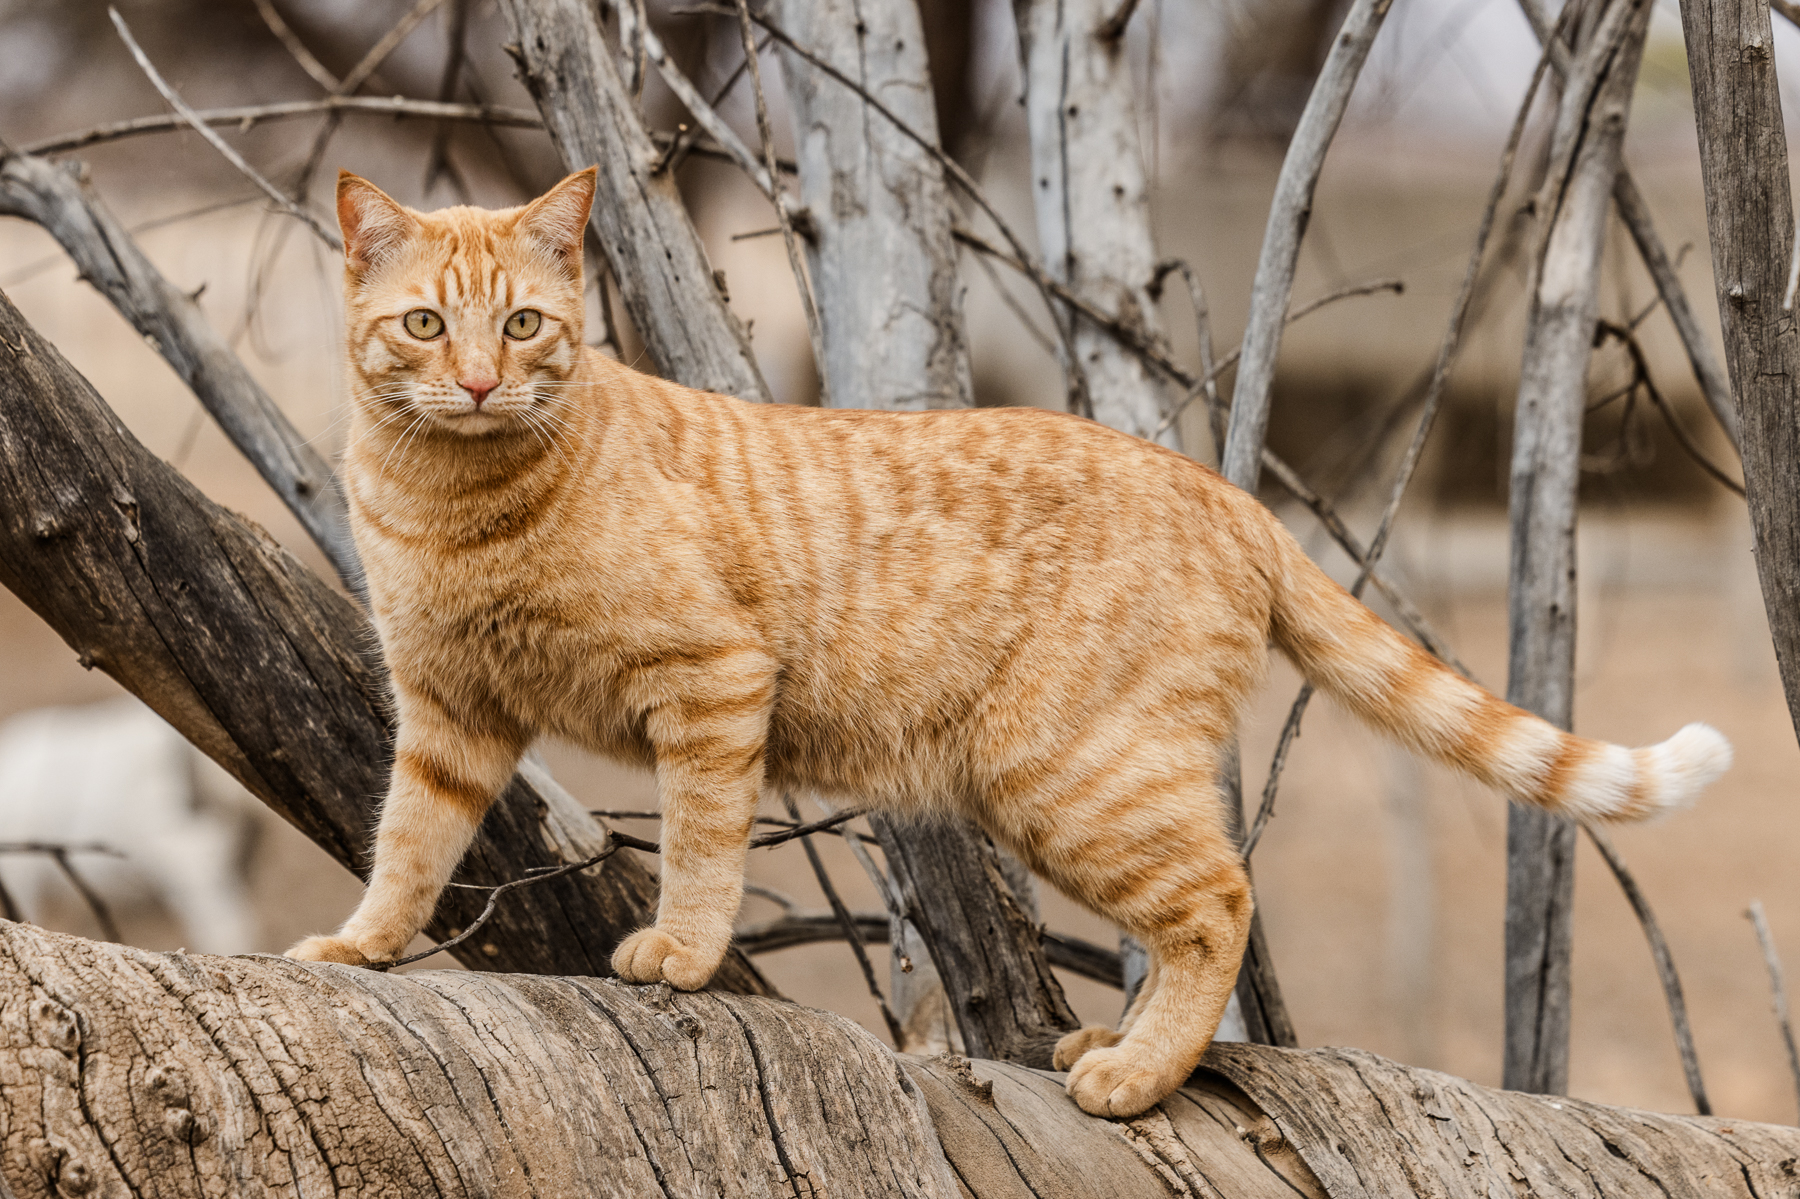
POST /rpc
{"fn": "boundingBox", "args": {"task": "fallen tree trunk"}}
[2,921,1793,1199]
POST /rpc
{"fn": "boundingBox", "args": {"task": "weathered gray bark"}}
[0,285,772,995]
[1014,0,1179,446]
[7,922,1794,1198]
[771,0,971,411]
[498,0,771,401]
[1678,0,1800,743]
[1219,0,1396,492]
[1502,0,1651,1095]
[0,149,360,592]
[872,813,1079,1065]
[762,0,1073,1063]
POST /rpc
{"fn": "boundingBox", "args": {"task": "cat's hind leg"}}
[1065,853,1250,1117]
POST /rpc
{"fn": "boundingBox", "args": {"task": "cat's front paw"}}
[286,934,380,967]
[1065,1045,1180,1118]
[1052,1025,1122,1071]
[611,927,717,990]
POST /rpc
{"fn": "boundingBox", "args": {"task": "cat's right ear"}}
[337,172,418,275]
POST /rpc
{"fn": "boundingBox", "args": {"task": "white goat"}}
[0,698,259,954]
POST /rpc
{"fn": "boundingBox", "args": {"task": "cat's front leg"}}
[612,667,771,990]
[288,688,525,967]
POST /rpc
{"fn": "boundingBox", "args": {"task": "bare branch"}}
[1595,319,1745,496]
[1220,0,1396,492]
[1584,826,1709,1115]
[339,0,448,95]
[107,9,342,250]
[736,3,827,399]
[1748,900,1800,1124]
[1097,0,1143,40]
[251,0,342,91]
[23,98,544,158]
[0,150,360,588]
[783,795,907,1044]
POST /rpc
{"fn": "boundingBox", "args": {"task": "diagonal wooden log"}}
[0,285,773,994]
[497,0,771,401]
[1502,0,1652,1095]
[1677,0,1800,744]
[0,146,361,592]
[4,921,1792,1198]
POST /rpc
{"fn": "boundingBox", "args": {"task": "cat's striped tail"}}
[1263,525,1730,820]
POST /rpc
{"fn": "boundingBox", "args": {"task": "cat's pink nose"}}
[460,378,499,406]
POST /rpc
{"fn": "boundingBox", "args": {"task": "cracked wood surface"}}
[0,284,771,994]
[4,923,1786,1198]
[498,0,770,402]
[1205,1043,1800,1198]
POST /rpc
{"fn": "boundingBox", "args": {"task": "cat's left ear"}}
[518,167,596,274]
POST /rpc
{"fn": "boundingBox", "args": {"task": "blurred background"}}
[1,0,1796,1125]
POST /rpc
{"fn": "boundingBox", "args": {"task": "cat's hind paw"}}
[611,927,717,990]
[1066,1045,1180,1118]
[1053,1025,1122,1071]
[286,934,378,967]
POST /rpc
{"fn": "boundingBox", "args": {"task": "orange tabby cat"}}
[289,169,1732,1118]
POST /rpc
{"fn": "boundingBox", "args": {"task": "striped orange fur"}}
[287,171,1732,1117]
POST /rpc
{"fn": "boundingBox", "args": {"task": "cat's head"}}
[336,168,596,438]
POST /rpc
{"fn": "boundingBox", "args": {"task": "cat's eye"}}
[403,309,444,340]
[505,309,542,340]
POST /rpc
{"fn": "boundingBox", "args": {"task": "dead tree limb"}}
[0,148,360,591]
[1677,0,1800,745]
[1219,0,1395,491]
[771,0,971,412]
[498,0,771,400]
[0,285,773,994]
[1503,0,1652,1096]
[4,922,1794,1199]
[1015,0,1180,446]
[1513,0,1741,453]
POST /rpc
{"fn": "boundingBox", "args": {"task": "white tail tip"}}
[1639,723,1732,815]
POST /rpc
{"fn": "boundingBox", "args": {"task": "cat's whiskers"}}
[378,410,434,477]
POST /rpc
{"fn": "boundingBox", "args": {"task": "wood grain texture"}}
[771,0,971,412]
[0,284,772,994]
[1207,1043,1800,1198]
[1677,0,1800,744]
[497,0,771,401]
[1014,0,1178,446]
[1502,0,1651,1095]
[3,921,1779,1199]
[0,149,360,591]
[0,922,940,1198]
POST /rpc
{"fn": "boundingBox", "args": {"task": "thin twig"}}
[1243,22,1557,857]
[107,9,342,250]
[380,840,625,970]
[424,0,474,200]
[1585,826,1709,1115]
[1595,320,1745,496]
[251,0,342,91]
[783,795,906,1044]
[730,0,831,403]
[1774,0,1800,31]
[22,98,544,157]
[47,848,122,945]
[655,34,773,176]
[585,806,869,849]
[1151,259,1225,455]
[1747,900,1800,1124]
[733,909,1126,987]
